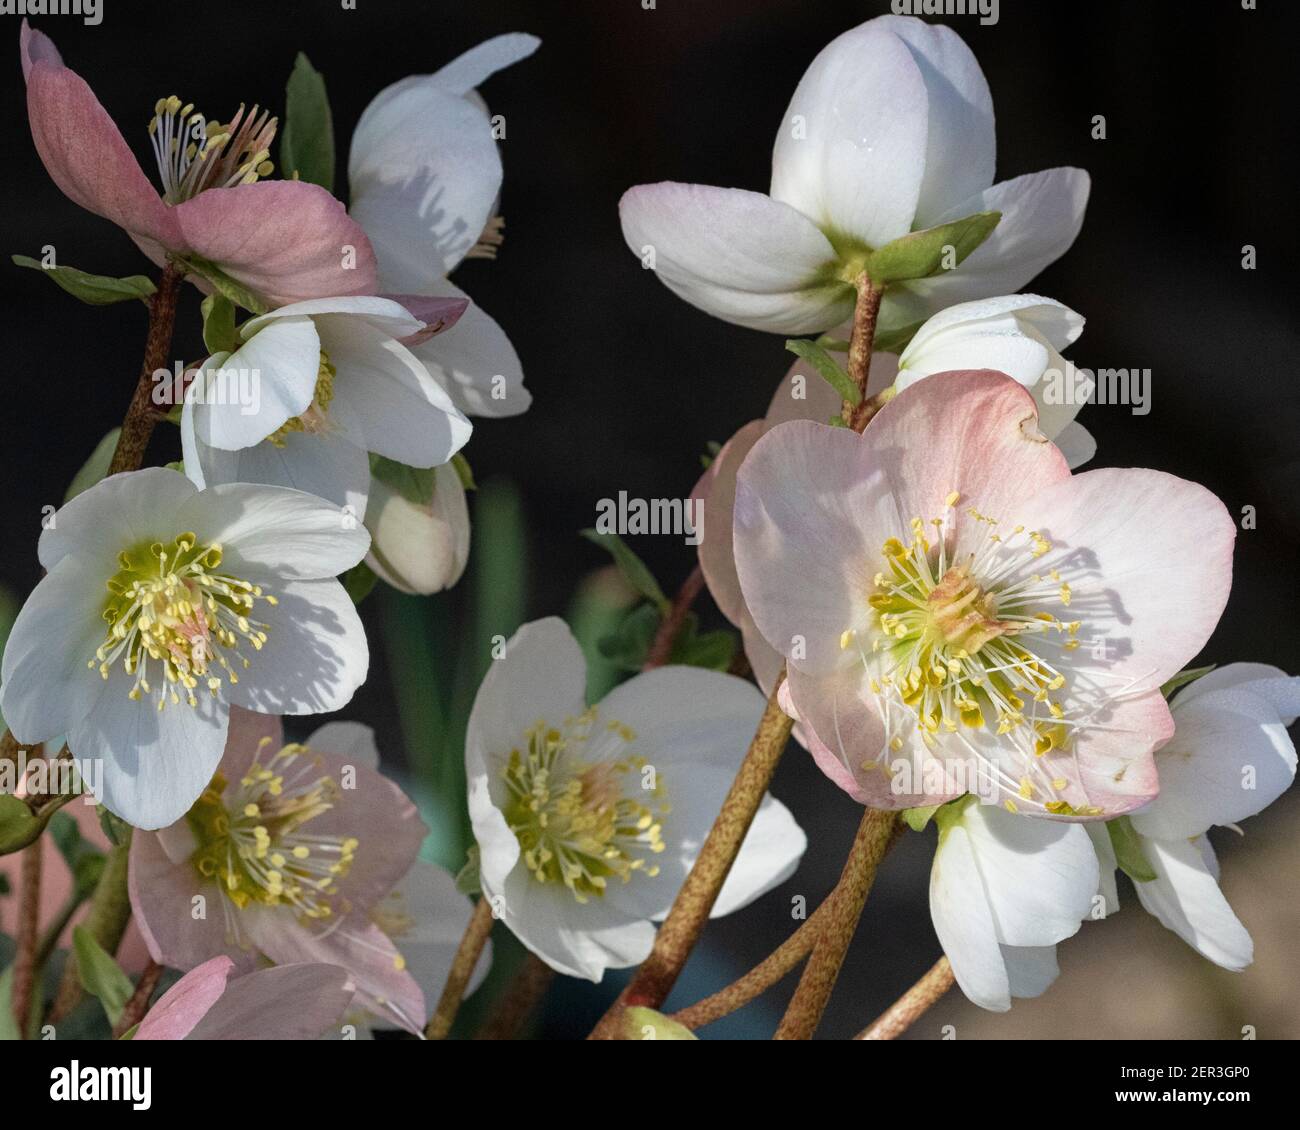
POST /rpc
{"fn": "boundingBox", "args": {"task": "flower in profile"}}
[349,34,538,418]
[465,618,806,981]
[1091,664,1300,969]
[619,15,1088,335]
[732,371,1235,818]
[135,956,354,1041]
[363,461,470,595]
[128,712,452,1035]
[181,296,472,515]
[19,22,377,307]
[929,798,1098,1011]
[0,469,370,829]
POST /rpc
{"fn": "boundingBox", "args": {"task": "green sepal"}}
[370,454,435,507]
[175,255,268,315]
[1106,816,1157,883]
[12,255,155,306]
[201,293,239,354]
[902,804,942,833]
[451,452,476,491]
[865,211,1001,284]
[72,925,134,1025]
[785,338,859,406]
[1160,664,1216,701]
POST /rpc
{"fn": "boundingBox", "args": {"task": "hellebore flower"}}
[349,34,538,418]
[363,461,471,595]
[929,797,1098,1012]
[128,712,443,1034]
[465,618,806,981]
[181,296,472,515]
[0,469,370,829]
[20,22,378,307]
[619,15,1088,335]
[135,956,355,1040]
[1091,664,1300,969]
[732,372,1235,818]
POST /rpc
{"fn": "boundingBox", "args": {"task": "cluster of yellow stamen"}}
[501,711,668,903]
[268,351,337,447]
[92,533,276,711]
[148,95,277,204]
[187,738,358,920]
[848,492,1098,816]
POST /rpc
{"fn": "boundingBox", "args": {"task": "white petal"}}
[712,795,806,919]
[1175,662,1300,725]
[241,296,423,340]
[176,481,370,581]
[432,33,541,94]
[1085,822,1121,916]
[364,461,470,595]
[407,280,530,418]
[223,578,369,717]
[306,720,381,769]
[1001,944,1060,1000]
[930,822,1010,1011]
[189,320,323,451]
[1130,685,1298,840]
[619,182,851,334]
[874,15,996,227]
[398,860,492,1001]
[1135,833,1253,970]
[324,318,472,466]
[349,82,501,285]
[69,682,229,830]
[770,20,929,247]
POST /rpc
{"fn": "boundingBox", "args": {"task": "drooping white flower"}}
[363,461,470,595]
[1093,664,1300,970]
[348,35,538,419]
[465,618,806,981]
[0,468,370,829]
[929,798,1098,1012]
[620,15,1089,336]
[181,296,472,515]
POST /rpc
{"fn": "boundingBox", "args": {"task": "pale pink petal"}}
[185,963,355,1040]
[692,420,764,627]
[135,956,235,1040]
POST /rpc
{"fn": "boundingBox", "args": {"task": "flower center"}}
[92,533,275,710]
[849,493,1088,814]
[187,738,357,920]
[268,350,336,447]
[148,96,277,205]
[501,712,667,904]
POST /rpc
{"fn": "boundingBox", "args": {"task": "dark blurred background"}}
[1,0,1296,1039]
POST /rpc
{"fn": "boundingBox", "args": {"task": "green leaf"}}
[598,603,661,672]
[201,293,238,354]
[865,211,1001,284]
[1160,664,1216,701]
[72,926,135,1024]
[579,530,670,614]
[872,319,926,356]
[370,454,435,506]
[785,338,860,406]
[1107,816,1157,883]
[64,429,121,504]
[451,452,476,492]
[902,804,942,833]
[455,845,481,896]
[699,439,722,471]
[670,614,736,672]
[815,335,851,352]
[622,1006,698,1040]
[281,52,335,192]
[176,254,268,315]
[0,795,41,856]
[12,255,155,306]
[341,561,379,605]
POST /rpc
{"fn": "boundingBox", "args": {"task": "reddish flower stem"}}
[856,956,955,1040]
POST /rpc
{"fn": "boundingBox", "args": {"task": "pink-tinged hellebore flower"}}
[619,15,1089,335]
[128,711,443,1035]
[929,798,1098,1012]
[349,34,538,418]
[732,371,1235,819]
[1089,664,1300,970]
[364,461,470,595]
[466,618,806,981]
[181,296,472,515]
[0,469,371,829]
[20,21,378,307]
[135,956,354,1040]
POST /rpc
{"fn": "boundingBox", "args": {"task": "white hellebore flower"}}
[349,34,538,418]
[182,296,472,516]
[465,618,807,981]
[930,798,1099,1012]
[364,461,470,595]
[893,295,1095,469]
[620,15,1089,335]
[1091,664,1300,970]
[0,468,370,829]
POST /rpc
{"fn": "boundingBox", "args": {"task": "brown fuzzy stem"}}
[425,898,495,1039]
[856,957,955,1040]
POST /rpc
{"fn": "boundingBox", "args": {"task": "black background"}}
[1,0,1296,1039]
